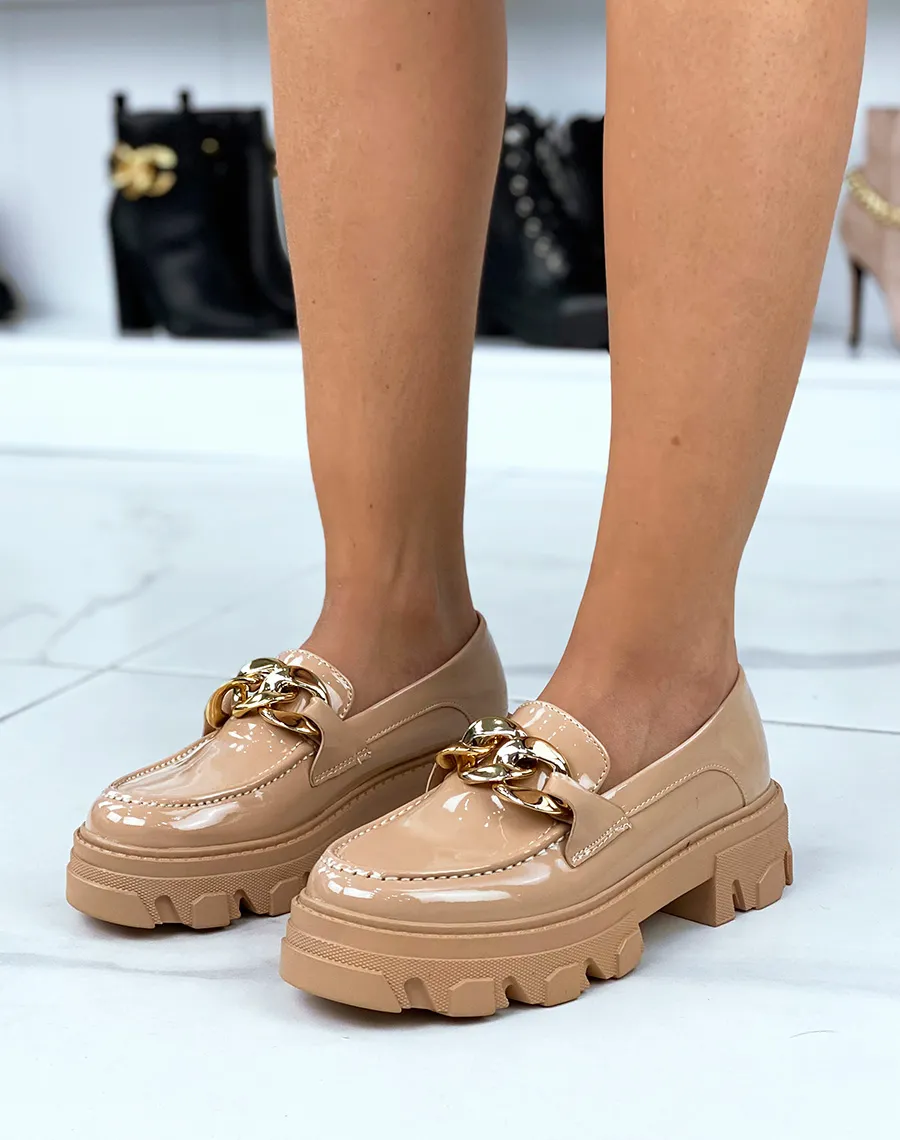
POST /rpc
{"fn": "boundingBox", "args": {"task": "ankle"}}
[304,583,478,713]
[540,646,738,787]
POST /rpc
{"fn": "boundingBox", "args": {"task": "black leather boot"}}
[0,275,16,324]
[110,94,288,338]
[479,107,608,350]
[180,93,296,326]
[552,115,606,297]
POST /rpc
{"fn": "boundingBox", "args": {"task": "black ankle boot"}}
[479,107,608,350]
[181,94,296,326]
[0,275,16,324]
[110,93,288,338]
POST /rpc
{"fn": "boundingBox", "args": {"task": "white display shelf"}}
[2,323,898,495]
[2,0,898,342]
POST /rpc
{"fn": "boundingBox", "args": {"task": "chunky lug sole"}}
[66,755,433,930]
[281,781,791,1017]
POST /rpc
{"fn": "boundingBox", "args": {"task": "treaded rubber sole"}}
[66,755,433,929]
[280,782,791,1017]
[66,848,318,930]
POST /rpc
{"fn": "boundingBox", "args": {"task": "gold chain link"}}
[847,168,900,230]
[435,716,574,821]
[111,143,178,201]
[204,658,329,745]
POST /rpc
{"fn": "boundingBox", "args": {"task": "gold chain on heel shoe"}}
[842,164,900,348]
[846,168,900,229]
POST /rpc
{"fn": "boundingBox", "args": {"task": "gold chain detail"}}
[111,143,178,200]
[847,168,900,229]
[435,717,574,821]
[204,658,329,745]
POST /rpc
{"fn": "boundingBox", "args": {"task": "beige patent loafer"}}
[282,669,791,1016]
[66,616,507,929]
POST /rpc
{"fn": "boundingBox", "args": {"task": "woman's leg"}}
[542,0,867,784]
[267,0,507,711]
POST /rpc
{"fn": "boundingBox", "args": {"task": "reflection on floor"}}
[1,452,897,1140]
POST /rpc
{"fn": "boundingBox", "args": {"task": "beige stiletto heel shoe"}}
[840,108,900,350]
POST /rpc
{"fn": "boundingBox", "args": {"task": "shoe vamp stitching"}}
[104,738,312,808]
[546,765,746,867]
[620,764,746,817]
[79,765,430,860]
[330,794,563,878]
[329,765,745,879]
[321,784,783,931]
[323,838,564,882]
[313,745,373,783]
[313,702,470,783]
[365,700,471,745]
[569,819,632,866]
[106,736,209,792]
[106,710,456,807]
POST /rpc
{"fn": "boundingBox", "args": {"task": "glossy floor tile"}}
[1,450,898,1140]
[0,454,321,668]
[0,662,90,720]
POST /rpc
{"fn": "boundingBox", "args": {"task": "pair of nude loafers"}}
[67,616,791,1017]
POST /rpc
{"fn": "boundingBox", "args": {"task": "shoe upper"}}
[81,616,506,852]
[302,669,771,926]
[840,108,900,330]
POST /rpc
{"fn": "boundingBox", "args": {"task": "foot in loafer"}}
[281,668,791,1016]
[66,615,506,929]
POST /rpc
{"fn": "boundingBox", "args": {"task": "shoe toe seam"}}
[104,742,310,807]
[108,736,210,793]
[80,764,430,858]
[321,836,563,882]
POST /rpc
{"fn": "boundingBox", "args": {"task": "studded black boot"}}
[478,107,608,350]
[552,115,606,299]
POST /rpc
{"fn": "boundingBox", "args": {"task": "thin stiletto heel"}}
[849,259,866,349]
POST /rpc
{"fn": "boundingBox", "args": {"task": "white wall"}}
[0,0,274,329]
[0,0,897,342]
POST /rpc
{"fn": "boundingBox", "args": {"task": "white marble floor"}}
[2,451,898,1139]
